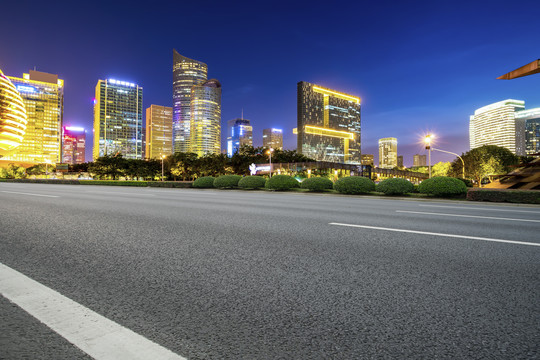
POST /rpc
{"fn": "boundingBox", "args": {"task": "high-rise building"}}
[469,99,526,155]
[397,155,403,168]
[262,128,283,150]
[296,82,361,163]
[413,154,427,167]
[189,79,221,156]
[93,79,143,160]
[173,50,207,153]
[62,126,86,164]
[146,105,173,159]
[4,70,63,164]
[0,70,27,157]
[360,154,374,166]
[379,137,397,169]
[227,118,253,156]
[516,108,540,155]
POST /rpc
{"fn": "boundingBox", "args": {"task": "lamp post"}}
[431,147,465,179]
[267,148,274,177]
[424,135,432,178]
[161,155,166,181]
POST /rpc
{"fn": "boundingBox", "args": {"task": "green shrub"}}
[456,178,473,187]
[376,178,414,195]
[147,181,192,188]
[79,180,148,186]
[466,188,540,204]
[192,176,215,188]
[301,177,334,191]
[213,175,242,189]
[417,176,467,197]
[334,176,375,194]
[265,175,300,190]
[238,176,267,189]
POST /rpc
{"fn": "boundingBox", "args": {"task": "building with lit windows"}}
[227,118,252,156]
[189,79,221,156]
[262,128,283,150]
[296,82,361,163]
[0,70,27,158]
[93,79,143,160]
[146,105,173,159]
[360,154,374,166]
[379,137,397,169]
[469,99,526,155]
[516,108,540,155]
[3,70,63,164]
[62,126,86,164]
[173,50,208,153]
[413,154,426,167]
[397,155,403,168]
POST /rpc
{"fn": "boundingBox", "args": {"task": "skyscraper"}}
[146,105,173,159]
[227,118,253,156]
[189,79,222,156]
[413,154,427,167]
[262,128,283,150]
[173,50,207,153]
[397,155,403,168]
[4,70,63,164]
[0,70,27,157]
[297,81,361,163]
[62,126,86,164]
[516,108,540,155]
[379,137,397,169]
[93,79,143,160]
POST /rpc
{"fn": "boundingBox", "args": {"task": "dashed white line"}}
[396,210,540,223]
[418,204,540,213]
[0,190,59,198]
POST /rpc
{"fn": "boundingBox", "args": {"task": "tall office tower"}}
[262,128,283,150]
[4,70,63,164]
[360,154,374,166]
[62,126,86,164]
[146,105,173,159]
[227,118,253,156]
[397,155,403,168]
[379,137,397,169]
[173,50,208,153]
[516,108,540,155]
[0,70,27,157]
[93,79,143,160]
[297,82,361,163]
[469,99,526,155]
[189,79,221,156]
[413,154,427,167]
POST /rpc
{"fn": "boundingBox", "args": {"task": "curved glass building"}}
[190,79,222,156]
[0,70,27,155]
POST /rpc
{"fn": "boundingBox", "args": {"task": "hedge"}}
[417,176,467,197]
[334,176,375,194]
[376,178,414,195]
[300,177,334,191]
[265,175,300,190]
[213,175,242,189]
[147,181,192,188]
[467,188,540,204]
[238,176,266,189]
[79,180,148,186]
[192,176,215,188]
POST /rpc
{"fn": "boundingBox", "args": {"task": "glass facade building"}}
[227,118,252,156]
[189,79,222,156]
[62,126,86,164]
[146,105,173,159]
[516,108,540,155]
[93,79,143,160]
[262,128,283,150]
[0,70,27,157]
[379,137,397,169]
[297,81,361,164]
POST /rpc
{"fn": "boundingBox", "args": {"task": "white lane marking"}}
[0,263,186,360]
[418,204,540,214]
[396,210,540,223]
[329,222,540,247]
[0,190,59,198]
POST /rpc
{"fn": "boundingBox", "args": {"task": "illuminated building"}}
[413,154,427,167]
[262,128,283,150]
[189,79,221,156]
[379,137,397,169]
[173,50,208,153]
[297,81,361,163]
[516,108,540,155]
[397,155,403,168]
[93,79,143,160]
[227,118,252,156]
[4,70,63,164]
[62,126,86,164]
[0,70,27,157]
[469,100,526,155]
[360,154,374,166]
[146,105,173,159]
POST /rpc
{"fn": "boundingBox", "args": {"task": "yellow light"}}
[304,125,355,140]
[312,86,360,104]
[292,128,298,134]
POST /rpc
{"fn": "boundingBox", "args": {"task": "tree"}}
[0,164,26,179]
[88,155,127,180]
[431,162,452,177]
[169,152,198,180]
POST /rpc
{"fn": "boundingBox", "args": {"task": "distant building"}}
[146,105,173,159]
[189,79,221,156]
[397,155,403,168]
[296,81,361,163]
[379,137,397,169]
[0,70,27,158]
[263,128,283,150]
[227,118,253,156]
[93,79,143,160]
[516,108,540,155]
[360,154,374,166]
[62,126,86,164]
[413,154,427,167]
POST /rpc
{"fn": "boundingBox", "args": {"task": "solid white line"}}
[0,190,59,198]
[0,263,186,360]
[328,222,540,247]
[418,204,540,214]
[396,210,540,223]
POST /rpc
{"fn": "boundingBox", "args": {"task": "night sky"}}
[1,0,538,165]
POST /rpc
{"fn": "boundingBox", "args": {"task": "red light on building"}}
[63,126,86,164]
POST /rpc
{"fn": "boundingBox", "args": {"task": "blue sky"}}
[1,0,538,165]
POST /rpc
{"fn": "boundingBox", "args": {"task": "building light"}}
[16,85,35,93]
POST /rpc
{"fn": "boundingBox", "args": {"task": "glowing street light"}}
[424,135,432,178]
[267,148,274,177]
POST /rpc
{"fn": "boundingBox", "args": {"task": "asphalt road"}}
[1,182,539,359]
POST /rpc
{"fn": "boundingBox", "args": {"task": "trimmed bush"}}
[213,175,242,189]
[238,176,267,189]
[192,176,215,188]
[467,188,540,204]
[148,181,192,188]
[417,176,467,197]
[301,177,334,191]
[265,175,300,190]
[79,180,148,186]
[334,176,375,194]
[376,178,414,195]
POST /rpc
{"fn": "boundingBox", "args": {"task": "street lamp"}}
[430,147,465,179]
[161,155,166,181]
[267,148,274,177]
[424,135,432,178]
